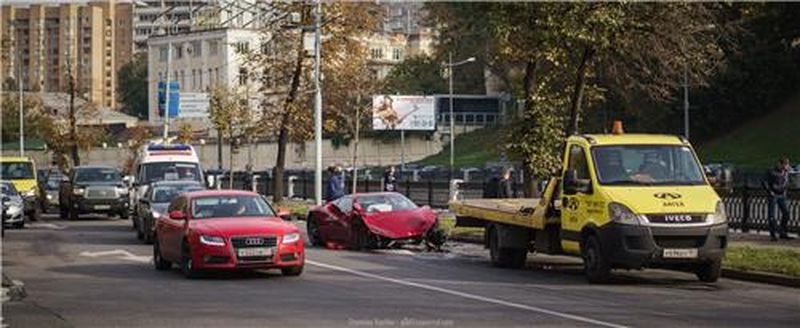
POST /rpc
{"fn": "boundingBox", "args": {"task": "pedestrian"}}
[498,168,513,198]
[383,166,397,192]
[325,165,344,202]
[762,156,795,241]
[243,164,255,192]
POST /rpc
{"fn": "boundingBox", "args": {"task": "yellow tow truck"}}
[450,124,728,283]
[1,156,41,221]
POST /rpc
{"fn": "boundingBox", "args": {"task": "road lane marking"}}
[79,249,151,263]
[27,222,67,230]
[307,260,628,328]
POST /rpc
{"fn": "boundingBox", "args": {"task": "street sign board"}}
[178,92,210,119]
[157,81,180,118]
[372,95,435,131]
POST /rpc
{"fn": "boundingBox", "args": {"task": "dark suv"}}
[60,166,129,220]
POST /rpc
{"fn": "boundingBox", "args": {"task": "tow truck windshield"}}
[592,145,705,186]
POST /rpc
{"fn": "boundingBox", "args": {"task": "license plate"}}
[663,248,698,259]
[237,247,272,257]
[94,205,111,210]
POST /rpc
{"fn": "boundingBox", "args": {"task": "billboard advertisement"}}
[372,95,435,131]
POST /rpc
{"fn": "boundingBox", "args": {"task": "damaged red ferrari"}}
[306,192,446,250]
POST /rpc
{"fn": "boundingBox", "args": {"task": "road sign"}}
[178,92,210,119]
[158,81,180,118]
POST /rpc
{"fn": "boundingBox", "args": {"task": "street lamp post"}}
[313,0,323,205]
[444,53,475,177]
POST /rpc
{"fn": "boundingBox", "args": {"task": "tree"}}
[117,53,149,119]
[208,84,262,187]
[383,55,446,95]
[240,1,383,203]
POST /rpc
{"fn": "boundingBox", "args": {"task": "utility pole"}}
[313,0,323,205]
[352,94,360,194]
[163,41,173,139]
[17,36,24,156]
[66,51,79,166]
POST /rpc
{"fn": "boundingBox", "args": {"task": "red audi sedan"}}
[153,190,304,278]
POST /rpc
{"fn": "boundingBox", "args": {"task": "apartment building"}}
[0,1,133,109]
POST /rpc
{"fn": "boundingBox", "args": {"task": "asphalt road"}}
[2,215,799,328]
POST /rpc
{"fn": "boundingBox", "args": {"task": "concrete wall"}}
[4,134,444,171]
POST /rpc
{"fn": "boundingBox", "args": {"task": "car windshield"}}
[141,162,201,184]
[357,193,418,213]
[74,168,122,183]
[191,195,275,219]
[151,184,204,203]
[1,162,34,180]
[591,145,705,186]
[1,182,19,196]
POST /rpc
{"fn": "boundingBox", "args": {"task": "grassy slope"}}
[414,128,505,168]
[698,94,800,169]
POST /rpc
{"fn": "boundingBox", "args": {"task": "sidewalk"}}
[728,231,800,248]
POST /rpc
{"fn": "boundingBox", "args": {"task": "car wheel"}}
[13,220,24,229]
[582,235,611,283]
[281,265,303,276]
[306,215,324,247]
[119,210,129,220]
[143,219,153,244]
[69,208,79,221]
[488,226,526,269]
[181,242,199,279]
[27,207,40,222]
[153,238,171,271]
[60,205,69,220]
[695,259,722,283]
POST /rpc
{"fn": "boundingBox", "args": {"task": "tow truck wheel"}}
[488,226,527,269]
[695,259,722,283]
[582,235,611,283]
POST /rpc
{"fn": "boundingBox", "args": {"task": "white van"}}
[129,143,203,225]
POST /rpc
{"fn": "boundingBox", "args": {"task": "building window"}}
[370,48,382,60]
[175,44,183,59]
[208,68,213,85]
[159,46,167,62]
[180,70,185,88]
[191,69,196,89]
[234,42,249,54]
[191,41,201,57]
[238,68,248,86]
[209,40,219,56]
[198,71,203,90]
[392,48,401,61]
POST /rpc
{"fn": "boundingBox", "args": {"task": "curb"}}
[721,268,800,288]
[447,235,800,288]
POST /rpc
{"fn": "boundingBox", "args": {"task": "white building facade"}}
[146,27,259,126]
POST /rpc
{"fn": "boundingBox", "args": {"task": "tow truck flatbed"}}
[449,198,554,230]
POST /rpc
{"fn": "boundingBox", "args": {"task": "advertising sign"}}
[371,95,435,130]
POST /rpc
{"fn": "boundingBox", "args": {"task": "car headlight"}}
[608,202,644,225]
[73,188,85,196]
[23,189,36,197]
[282,233,301,244]
[709,201,727,224]
[6,205,22,215]
[151,210,162,219]
[46,194,53,200]
[199,235,226,246]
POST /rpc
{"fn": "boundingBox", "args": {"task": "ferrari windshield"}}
[191,195,275,219]
[357,193,418,213]
[591,145,705,186]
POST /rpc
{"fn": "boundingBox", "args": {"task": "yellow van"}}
[1,156,40,220]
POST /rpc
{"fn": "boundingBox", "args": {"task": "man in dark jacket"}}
[762,157,794,241]
[383,166,397,192]
[498,168,513,198]
[325,165,344,202]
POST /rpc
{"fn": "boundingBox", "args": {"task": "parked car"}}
[306,192,446,250]
[135,180,205,244]
[60,166,129,220]
[1,181,25,229]
[42,169,65,212]
[153,190,303,278]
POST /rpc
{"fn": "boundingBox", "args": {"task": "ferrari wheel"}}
[306,215,324,247]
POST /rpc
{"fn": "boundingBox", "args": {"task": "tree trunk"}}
[272,32,306,203]
[521,60,539,197]
[566,46,595,138]
[351,94,361,194]
[229,136,235,190]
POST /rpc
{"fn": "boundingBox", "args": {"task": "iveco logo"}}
[654,192,682,200]
[664,215,693,222]
[245,238,263,246]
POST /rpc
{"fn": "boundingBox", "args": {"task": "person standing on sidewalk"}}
[383,166,397,192]
[325,165,345,202]
[762,157,795,241]
[497,168,513,198]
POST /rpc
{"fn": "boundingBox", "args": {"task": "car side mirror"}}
[169,211,186,221]
[277,208,291,220]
